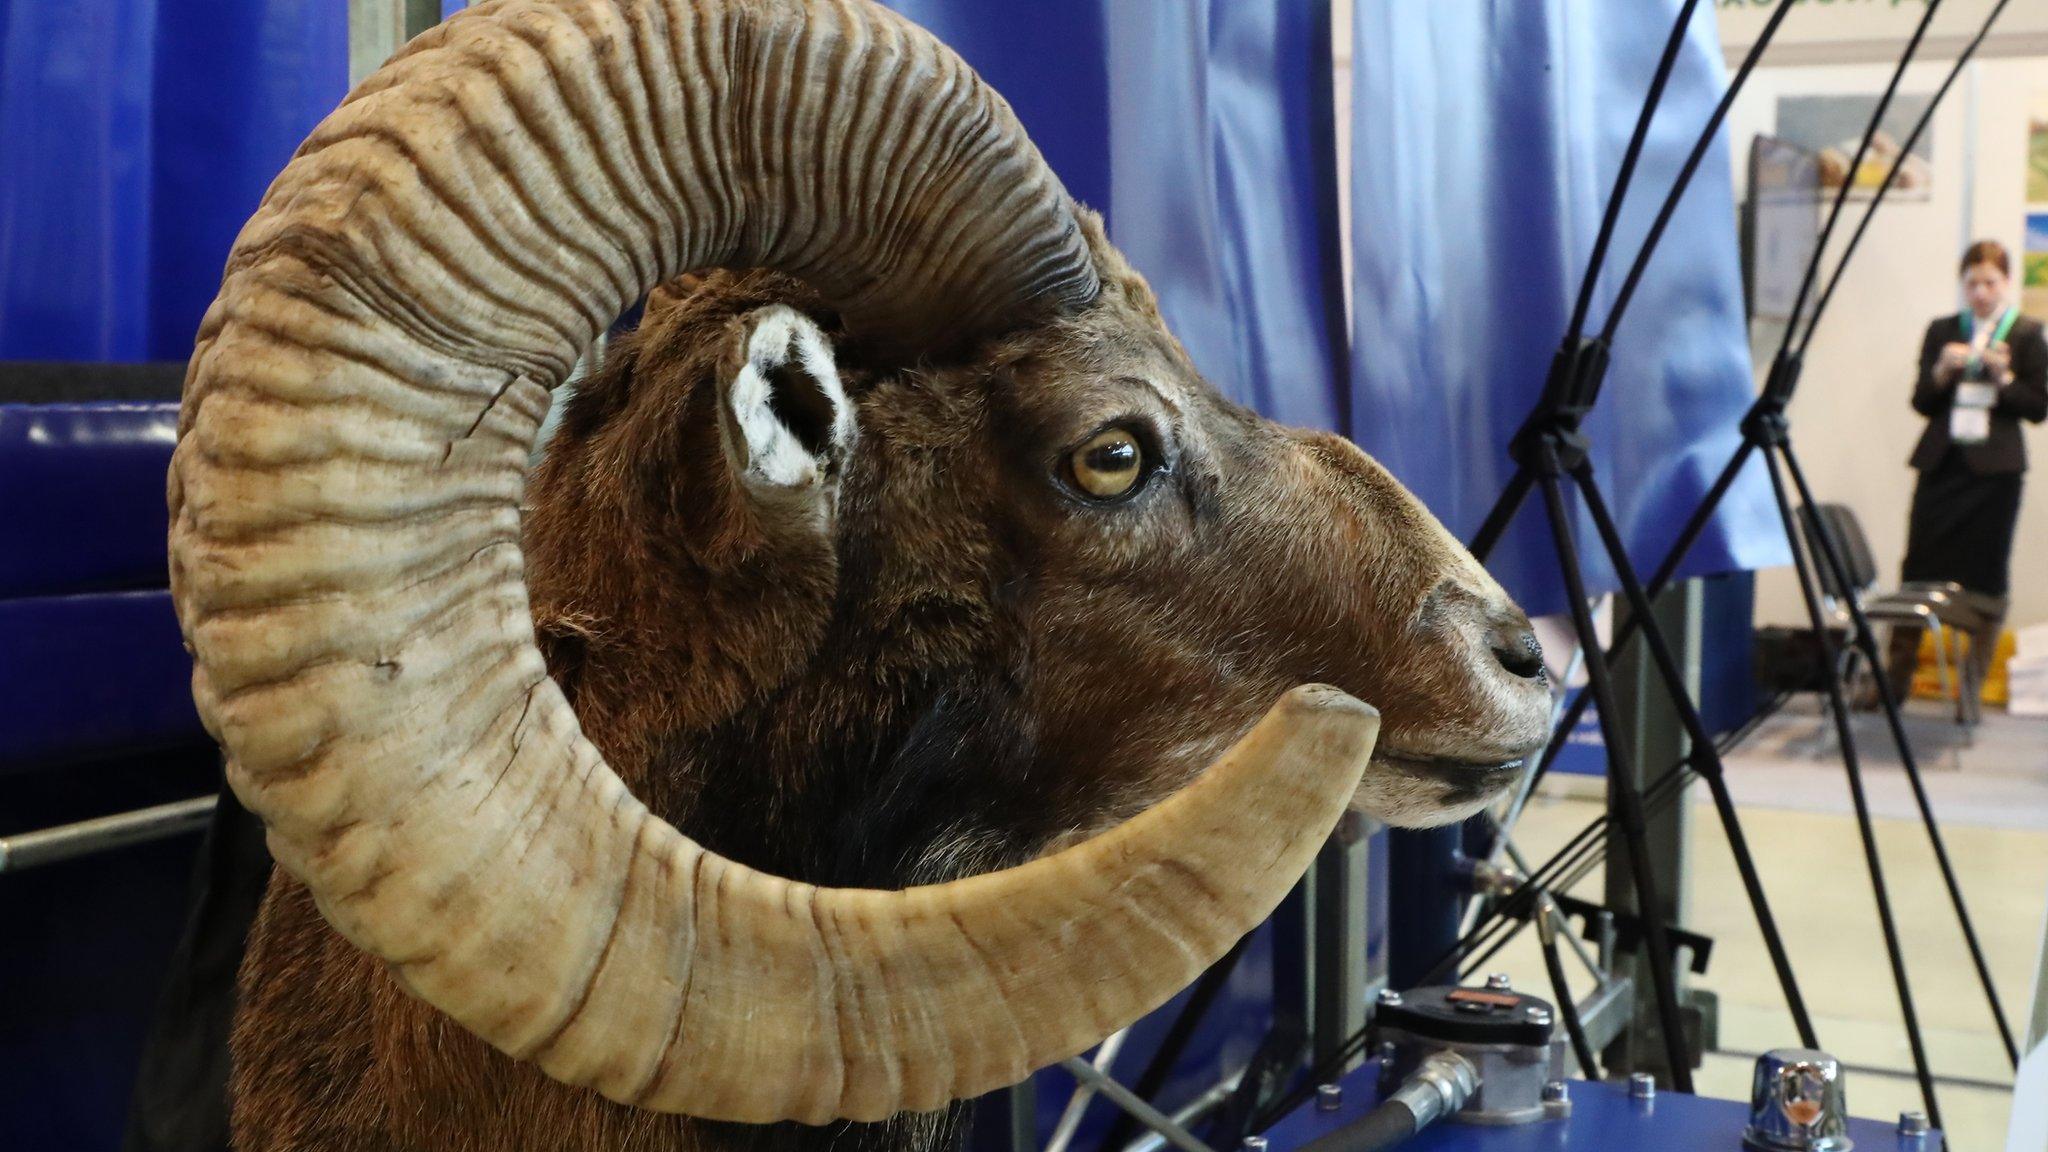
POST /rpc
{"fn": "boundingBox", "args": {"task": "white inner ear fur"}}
[727,305,853,488]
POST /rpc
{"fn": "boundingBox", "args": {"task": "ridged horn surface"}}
[170,0,1378,1124]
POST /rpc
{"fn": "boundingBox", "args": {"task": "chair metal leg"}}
[1956,629,1982,731]
[1927,619,1951,711]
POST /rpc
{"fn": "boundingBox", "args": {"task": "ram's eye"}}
[1067,427,1146,501]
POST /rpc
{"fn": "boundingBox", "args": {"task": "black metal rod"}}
[1796,0,2013,358]
[1535,453,1694,1092]
[1538,899,1603,1079]
[1758,443,1942,1126]
[1427,758,1697,986]
[1468,469,1535,564]
[1567,462,1819,1048]
[1517,438,1760,800]
[1452,765,1702,980]
[1450,693,1792,987]
[1562,0,1703,349]
[1777,445,2019,1067]
[1602,0,1800,343]
[1776,0,1944,347]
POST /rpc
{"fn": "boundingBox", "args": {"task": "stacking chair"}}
[1798,503,1984,730]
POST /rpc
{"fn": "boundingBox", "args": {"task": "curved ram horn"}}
[170,0,1379,1124]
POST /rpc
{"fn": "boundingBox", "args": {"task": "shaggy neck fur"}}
[525,275,1077,890]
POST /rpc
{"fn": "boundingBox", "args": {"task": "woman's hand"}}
[1982,341,2012,383]
[1937,341,1972,382]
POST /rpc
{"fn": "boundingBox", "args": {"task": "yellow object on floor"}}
[1910,626,2013,707]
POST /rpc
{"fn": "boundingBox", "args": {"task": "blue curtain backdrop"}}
[1347,0,1788,617]
[0,0,348,362]
[808,1,1358,434]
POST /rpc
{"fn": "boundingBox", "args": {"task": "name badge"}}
[1951,381,1993,445]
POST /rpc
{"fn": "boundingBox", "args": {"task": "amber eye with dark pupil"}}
[1070,428,1145,499]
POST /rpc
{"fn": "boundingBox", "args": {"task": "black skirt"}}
[1901,449,2024,597]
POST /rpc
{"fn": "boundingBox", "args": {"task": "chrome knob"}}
[1743,1049,1852,1152]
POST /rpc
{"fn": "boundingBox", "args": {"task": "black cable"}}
[1775,0,1945,351]
[1795,0,2014,358]
[1538,897,1602,1079]
[1562,0,1704,350]
[1294,1101,1417,1152]
[1601,0,1800,343]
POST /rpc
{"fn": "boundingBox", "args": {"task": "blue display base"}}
[1264,1063,1942,1152]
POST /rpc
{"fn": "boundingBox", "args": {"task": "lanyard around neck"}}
[1960,305,2018,348]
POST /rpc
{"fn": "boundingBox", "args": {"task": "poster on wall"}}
[1745,136,1823,324]
[2027,98,2048,320]
[2027,212,2048,321]
[1775,93,1934,200]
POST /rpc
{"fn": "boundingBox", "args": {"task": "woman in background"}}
[1884,240,2048,704]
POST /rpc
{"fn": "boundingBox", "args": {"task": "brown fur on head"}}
[230,220,1551,1152]
[520,217,1550,887]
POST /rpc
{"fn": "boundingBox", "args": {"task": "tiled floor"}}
[1478,698,2048,1151]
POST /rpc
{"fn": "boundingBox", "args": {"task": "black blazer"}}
[1909,312,2048,474]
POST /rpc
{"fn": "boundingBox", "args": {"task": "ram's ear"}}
[717,305,856,495]
[643,273,705,322]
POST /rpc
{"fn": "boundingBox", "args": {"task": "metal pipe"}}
[1118,1075,1242,1152]
[1498,838,1603,980]
[0,795,216,873]
[1060,1058,1218,1152]
[1046,1030,1129,1152]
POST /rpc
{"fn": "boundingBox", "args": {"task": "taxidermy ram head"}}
[170,0,1551,1130]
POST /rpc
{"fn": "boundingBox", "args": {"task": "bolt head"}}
[1542,1080,1570,1104]
[1898,1111,1930,1136]
[1241,1138,1268,1152]
[1526,1006,1552,1025]
[1376,988,1403,1007]
[1629,1072,1657,1100]
[1485,972,1513,990]
[1316,1084,1343,1112]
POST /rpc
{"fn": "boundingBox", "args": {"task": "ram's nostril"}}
[1490,632,1545,681]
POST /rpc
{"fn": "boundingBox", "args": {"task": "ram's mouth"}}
[1373,750,1528,804]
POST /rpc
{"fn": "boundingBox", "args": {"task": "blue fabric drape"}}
[889,0,1349,433]
[0,0,346,362]
[1347,1,1788,616]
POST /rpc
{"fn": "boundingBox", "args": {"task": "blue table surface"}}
[1265,1062,1942,1152]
